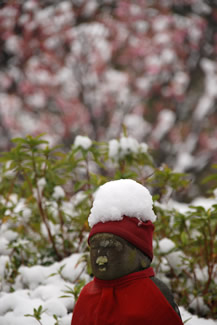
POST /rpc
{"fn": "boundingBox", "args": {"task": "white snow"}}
[191,197,217,209]
[193,95,214,120]
[154,32,171,45]
[108,136,149,160]
[153,15,170,32]
[104,69,128,91]
[139,142,148,153]
[52,186,65,200]
[173,71,189,92]
[179,307,216,325]
[70,23,110,62]
[5,35,21,54]
[23,0,38,11]
[152,109,176,140]
[0,226,18,242]
[194,266,209,283]
[166,250,186,273]
[175,152,195,172]
[158,238,175,253]
[158,238,186,273]
[74,135,92,150]
[0,253,88,325]
[0,193,216,324]
[44,298,67,317]
[88,179,156,227]
[37,178,46,189]
[0,237,11,255]
[0,255,10,278]
[145,54,162,74]
[161,48,176,64]
[124,114,152,140]
[22,207,32,221]
[193,59,217,121]
[26,92,46,109]
[119,137,140,156]
[108,139,120,159]
[189,297,210,316]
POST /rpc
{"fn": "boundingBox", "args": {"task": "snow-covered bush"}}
[154,203,217,318]
[0,134,216,321]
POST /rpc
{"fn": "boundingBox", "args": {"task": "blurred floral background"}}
[0,0,217,200]
[0,0,217,325]
[0,2,217,324]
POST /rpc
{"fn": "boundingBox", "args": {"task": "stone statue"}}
[89,232,181,316]
[71,179,184,325]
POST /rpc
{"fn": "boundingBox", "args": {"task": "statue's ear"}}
[138,251,151,269]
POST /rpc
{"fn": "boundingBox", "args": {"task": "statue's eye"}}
[90,242,100,249]
[90,236,124,252]
[89,239,98,248]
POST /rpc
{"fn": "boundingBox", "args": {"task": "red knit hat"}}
[88,216,154,261]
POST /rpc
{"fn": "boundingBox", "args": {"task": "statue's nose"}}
[96,255,108,266]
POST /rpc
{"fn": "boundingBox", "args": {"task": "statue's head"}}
[88,179,156,280]
[89,232,151,280]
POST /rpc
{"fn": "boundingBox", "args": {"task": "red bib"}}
[71,268,183,325]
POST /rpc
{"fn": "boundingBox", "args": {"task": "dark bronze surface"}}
[89,233,151,280]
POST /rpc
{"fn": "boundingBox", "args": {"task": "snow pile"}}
[123,114,151,140]
[108,139,120,159]
[52,186,65,200]
[0,189,216,324]
[108,136,148,160]
[194,59,217,121]
[179,307,217,325]
[158,238,186,272]
[189,297,210,316]
[0,252,215,325]
[159,238,186,273]
[74,135,92,150]
[0,254,89,325]
[88,179,156,227]
[152,109,176,141]
[158,238,175,253]
[165,197,217,213]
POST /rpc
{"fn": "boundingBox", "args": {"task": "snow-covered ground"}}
[0,252,216,325]
[0,253,89,325]
[0,185,216,325]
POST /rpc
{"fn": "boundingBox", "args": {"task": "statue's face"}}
[89,233,150,280]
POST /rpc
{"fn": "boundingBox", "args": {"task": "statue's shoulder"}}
[150,276,181,318]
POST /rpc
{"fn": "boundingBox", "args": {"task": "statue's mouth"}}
[96,256,108,271]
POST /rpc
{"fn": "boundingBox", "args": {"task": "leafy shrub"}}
[0,134,216,319]
[154,204,217,318]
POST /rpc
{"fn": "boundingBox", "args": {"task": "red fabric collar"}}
[94,267,155,288]
[71,266,184,325]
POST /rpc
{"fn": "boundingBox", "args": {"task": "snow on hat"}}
[88,179,156,260]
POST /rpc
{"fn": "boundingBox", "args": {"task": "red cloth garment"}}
[71,268,183,325]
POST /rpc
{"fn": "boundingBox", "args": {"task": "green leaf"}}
[183,317,192,324]
[181,232,188,245]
